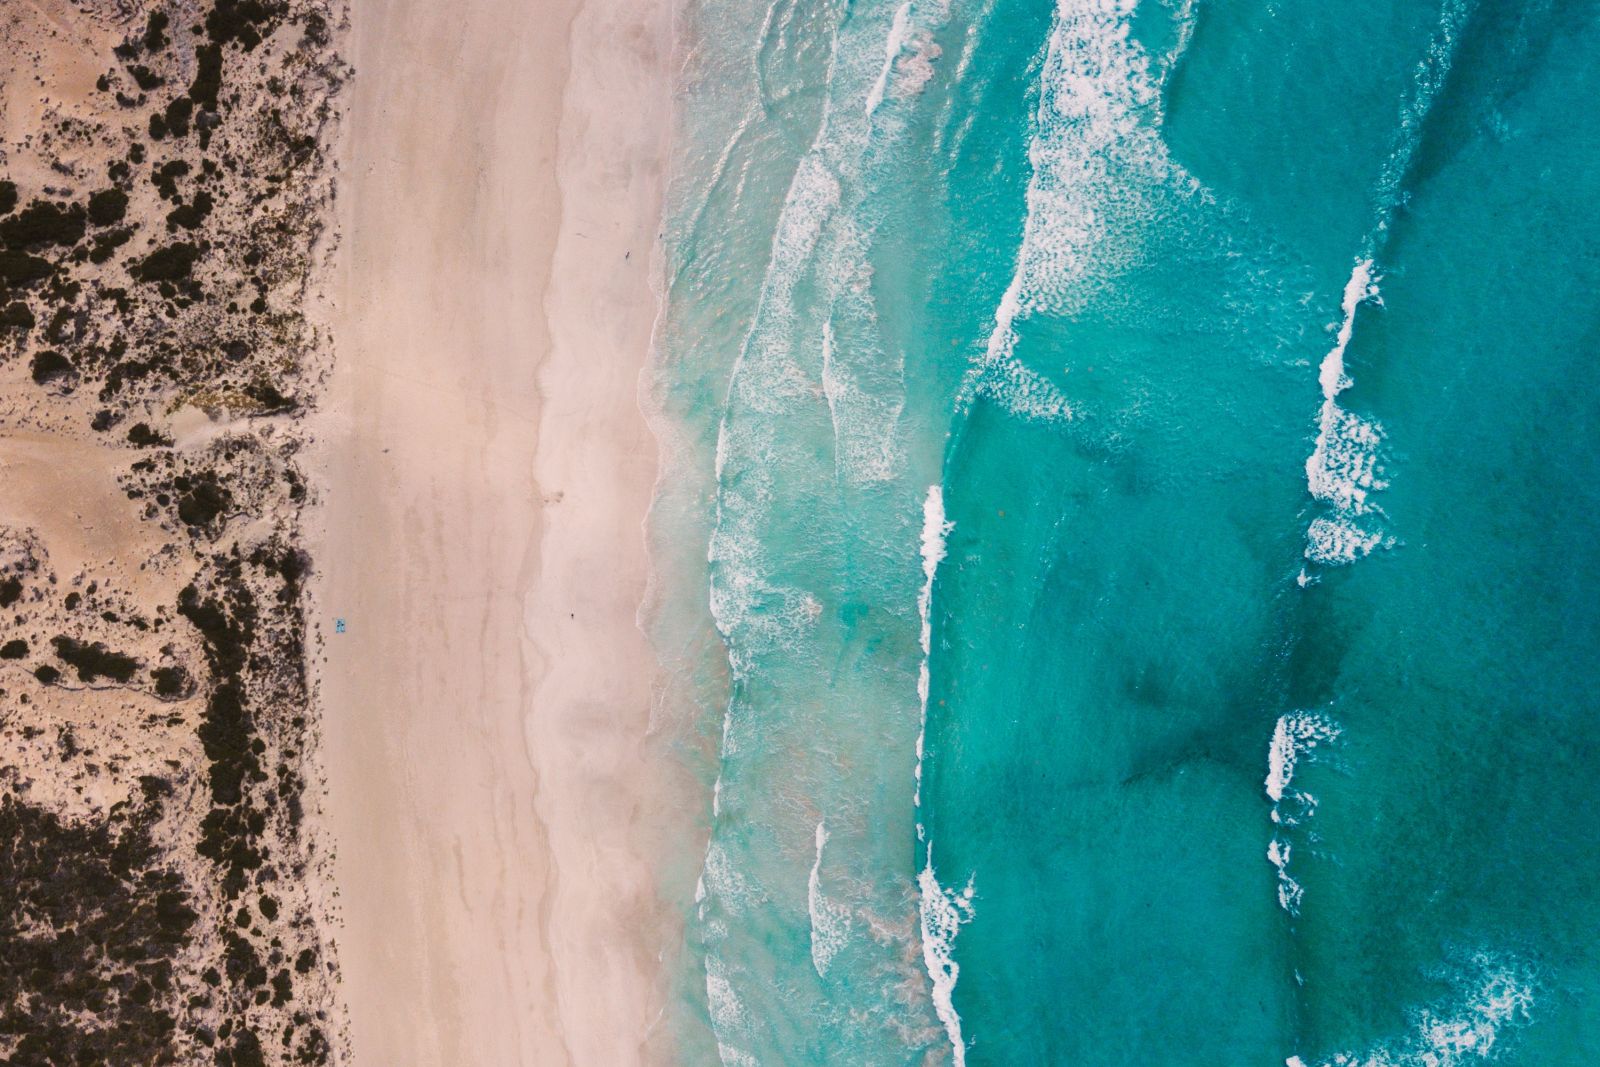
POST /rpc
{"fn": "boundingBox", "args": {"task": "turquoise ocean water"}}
[645,0,1600,1062]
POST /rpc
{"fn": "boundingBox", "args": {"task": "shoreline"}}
[310,0,681,1061]
[531,0,689,1058]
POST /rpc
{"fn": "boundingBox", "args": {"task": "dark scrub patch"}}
[130,242,200,283]
[0,201,87,248]
[1,301,34,330]
[30,350,74,387]
[0,795,196,1066]
[127,422,173,447]
[176,473,232,527]
[50,636,142,684]
[87,188,130,226]
[0,249,52,286]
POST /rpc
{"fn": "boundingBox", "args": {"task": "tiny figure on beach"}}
[335,618,346,634]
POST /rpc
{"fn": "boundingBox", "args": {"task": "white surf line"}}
[1286,952,1534,1067]
[911,484,975,1063]
[807,821,830,975]
[1298,0,1474,580]
[919,844,976,1067]
[913,484,953,820]
[1150,0,1198,110]
[965,0,1175,424]
[865,0,916,118]
[1263,711,1341,916]
[866,0,952,121]
[1300,258,1386,577]
[806,820,852,978]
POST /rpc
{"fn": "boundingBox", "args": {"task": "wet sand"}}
[312,0,677,1060]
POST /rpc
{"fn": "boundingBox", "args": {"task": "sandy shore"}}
[311,0,678,1061]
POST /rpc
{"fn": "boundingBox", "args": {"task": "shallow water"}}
[648,0,1600,1062]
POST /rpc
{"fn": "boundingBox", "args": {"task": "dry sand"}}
[3,4,350,1059]
[311,0,680,1062]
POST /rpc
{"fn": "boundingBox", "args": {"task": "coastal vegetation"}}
[0,0,349,1061]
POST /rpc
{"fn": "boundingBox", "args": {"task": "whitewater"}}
[644,0,1600,1061]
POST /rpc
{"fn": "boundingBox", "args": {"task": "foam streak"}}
[1298,0,1473,576]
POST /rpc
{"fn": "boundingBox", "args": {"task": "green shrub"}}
[30,350,73,386]
[87,188,129,226]
[130,242,200,283]
[50,635,142,683]
[0,249,52,285]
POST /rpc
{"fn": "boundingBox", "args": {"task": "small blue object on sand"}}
[334,618,346,634]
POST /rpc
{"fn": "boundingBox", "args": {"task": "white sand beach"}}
[311,0,679,1061]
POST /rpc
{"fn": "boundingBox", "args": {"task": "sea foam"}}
[1301,260,1389,574]
[1288,953,1535,1067]
[969,0,1195,424]
[706,0,951,669]
[913,484,953,817]
[865,0,944,118]
[696,3,957,1057]
[1265,711,1340,914]
[704,953,760,1067]
[1298,0,1472,578]
[910,483,972,1062]
[918,845,975,1067]
[807,821,851,977]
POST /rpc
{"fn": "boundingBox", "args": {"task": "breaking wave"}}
[1288,953,1535,1067]
[1264,710,1341,915]
[1299,0,1472,578]
[918,844,975,1067]
[968,0,1198,424]
[807,822,851,977]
